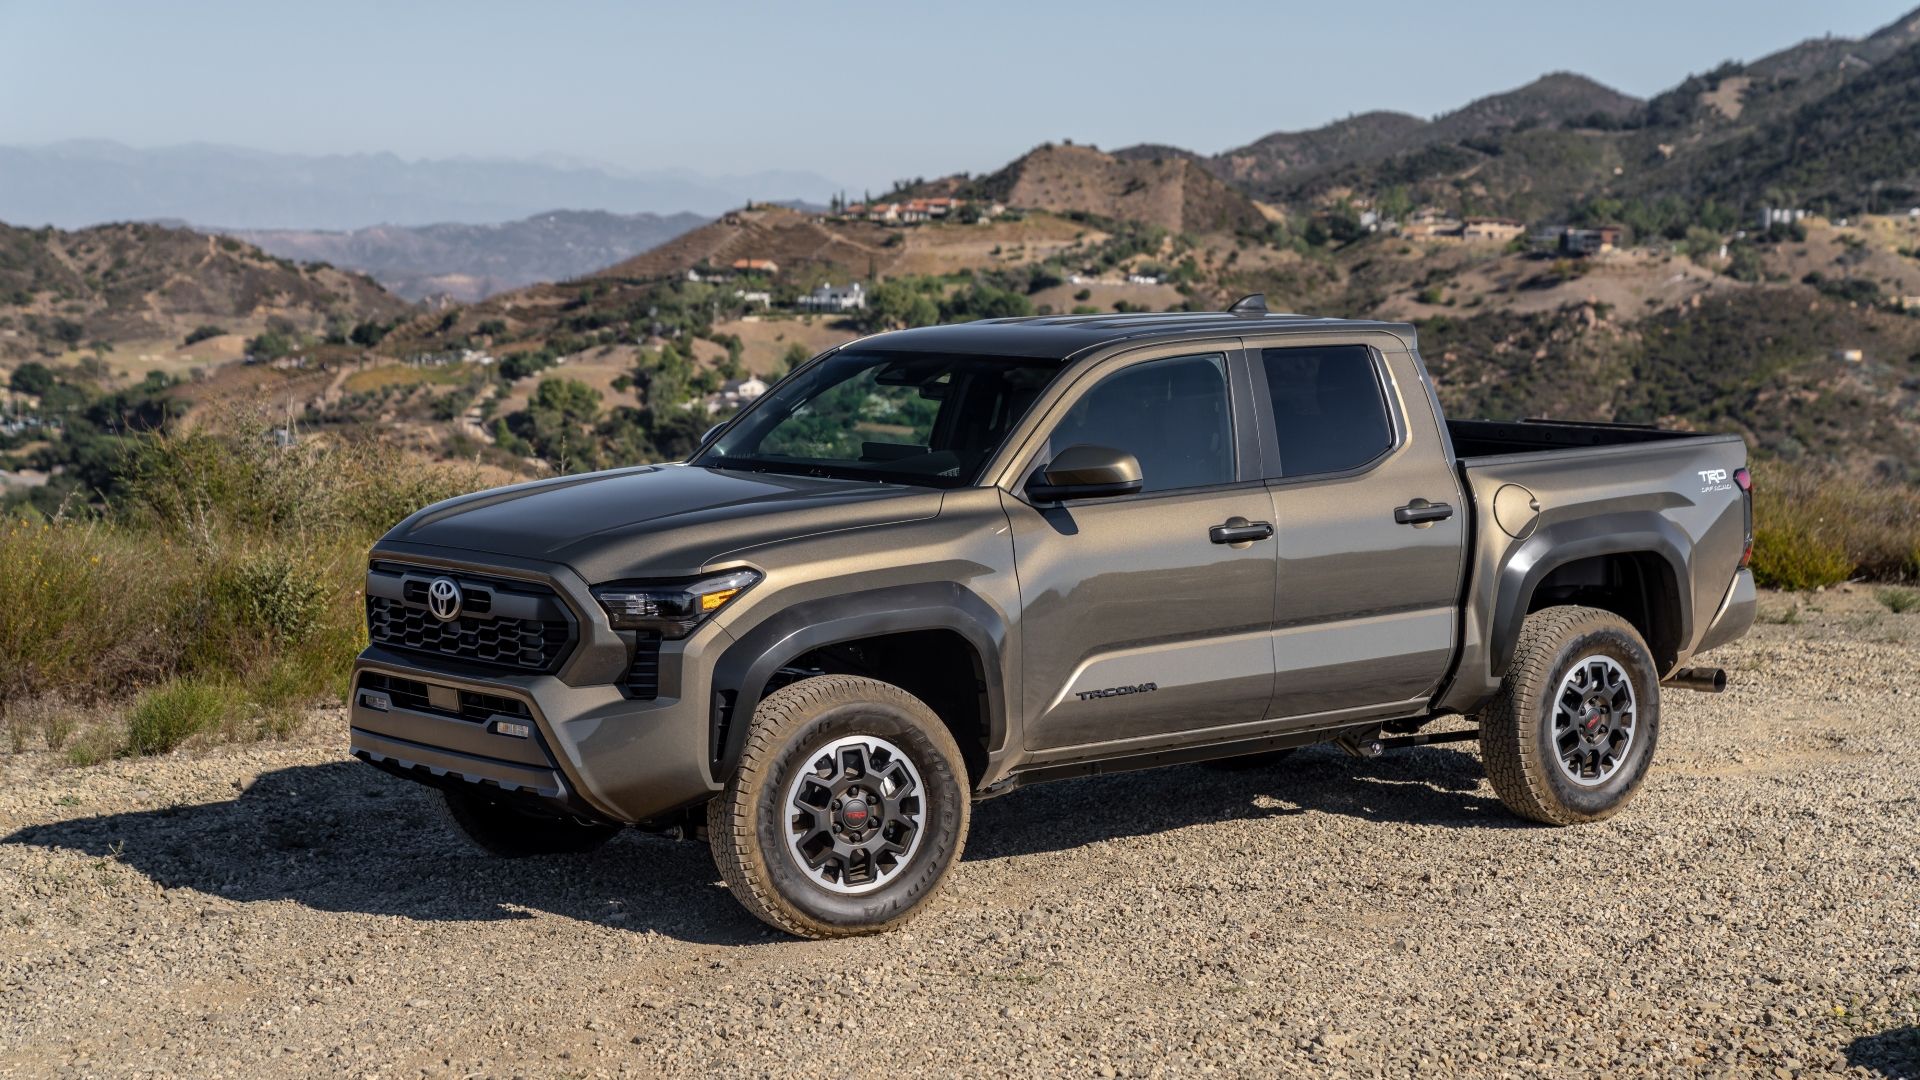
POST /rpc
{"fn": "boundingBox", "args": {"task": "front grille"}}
[365,562,577,673]
[625,634,662,700]
[359,672,534,724]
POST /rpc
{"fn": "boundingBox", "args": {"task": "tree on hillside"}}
[862,282,940,332]
[514,377,604,472]
[9,361,55,397]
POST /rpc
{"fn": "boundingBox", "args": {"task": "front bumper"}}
[347,547,733,824]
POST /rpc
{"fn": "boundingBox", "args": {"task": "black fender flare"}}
[708,582,1011,781]
[1488,511,1692,679]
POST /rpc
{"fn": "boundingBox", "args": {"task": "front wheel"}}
[1478,605,1661,825]
[707,675,971,938]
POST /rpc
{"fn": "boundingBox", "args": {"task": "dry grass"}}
[1751,459,1920,590]
[1,410,488,761]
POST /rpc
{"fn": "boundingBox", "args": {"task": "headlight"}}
[591,569,760,638]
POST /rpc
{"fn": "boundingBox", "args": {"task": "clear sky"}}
[1,0,1913,190]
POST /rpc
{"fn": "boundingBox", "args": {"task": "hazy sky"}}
[1,0,1913,190]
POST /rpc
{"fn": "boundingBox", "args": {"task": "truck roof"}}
[849,307,1418,360]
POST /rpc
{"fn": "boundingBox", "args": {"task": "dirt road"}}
[3,589,1917,1077]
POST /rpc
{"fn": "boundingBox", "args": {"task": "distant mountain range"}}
[0,141,841,230]
[229,210,710,302]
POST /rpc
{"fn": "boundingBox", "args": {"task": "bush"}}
[1749,460,1920,588]
[182,325,227,346]
[125,678,237,756]
[1880,588,1920,614]
[1749,524,1853,590]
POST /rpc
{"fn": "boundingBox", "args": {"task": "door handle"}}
[1394,499,1454,526]
[1209,520,1274,545]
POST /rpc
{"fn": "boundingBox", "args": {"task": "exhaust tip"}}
[1664,667,1727,693]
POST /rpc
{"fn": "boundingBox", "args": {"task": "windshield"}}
[693,350,1060,487]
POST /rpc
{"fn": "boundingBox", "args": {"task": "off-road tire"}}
[707,675,970,938]
[1479,605,1661,826]
[441,787,620,857]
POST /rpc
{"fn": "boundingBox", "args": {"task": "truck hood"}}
[380,463,942,580]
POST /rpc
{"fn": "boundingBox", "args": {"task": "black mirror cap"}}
[1026,444,1144,501]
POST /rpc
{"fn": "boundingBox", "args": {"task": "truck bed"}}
[1446,418,1705,461]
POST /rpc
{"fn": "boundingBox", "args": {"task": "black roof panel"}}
[844,310,1415,359]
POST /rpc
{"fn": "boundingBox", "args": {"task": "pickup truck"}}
[349,298,1757,938]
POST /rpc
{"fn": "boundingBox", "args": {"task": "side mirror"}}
[701,423,725,445]
[1026,444,1143,502]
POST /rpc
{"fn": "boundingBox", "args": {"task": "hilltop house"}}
[731,258,780,275]
[842,197,984,225]
[706,375,770,415]
[798,281,867,312]
[1561,226,1623,255]
[1462,217,1527,242]
[1401,208,1464,240]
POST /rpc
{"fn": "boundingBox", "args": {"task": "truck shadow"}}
[1848,1027,1920,1078]
[2,745,1507,943]
[968,742,1516,861]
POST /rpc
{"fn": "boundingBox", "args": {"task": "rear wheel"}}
[707,675,970,938]
[441,787,620,857]
[1479,605,1661,825]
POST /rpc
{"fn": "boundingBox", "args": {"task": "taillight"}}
[1733,467,1752,492]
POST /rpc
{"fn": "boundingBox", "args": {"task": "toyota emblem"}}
[426,577,463,622]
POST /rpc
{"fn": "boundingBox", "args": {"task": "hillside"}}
[592,205,898,283]
[1181,74,1641,200]
[970,144,1268,234]
[0,220,410,361]
[1651,38,1920,213]
[230,209,710,302]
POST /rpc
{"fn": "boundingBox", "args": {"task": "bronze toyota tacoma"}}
[349,298,1757,937]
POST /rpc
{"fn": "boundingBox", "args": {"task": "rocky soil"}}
[2,589,1917,1078]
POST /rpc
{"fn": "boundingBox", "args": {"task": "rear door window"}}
[1260,345,1394,478]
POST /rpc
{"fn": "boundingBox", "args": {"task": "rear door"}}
[1003,342,1277,752]
[1250,336,1467,721]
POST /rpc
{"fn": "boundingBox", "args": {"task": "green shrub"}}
[1879,588,1920,614]
[211,550,328,646]
[125,679,236,756]
[1750,524,1853,590]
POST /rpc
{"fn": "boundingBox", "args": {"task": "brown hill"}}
[973,144,1267,234]
[0,220,409,359]
[592,206,897,282]
[1156,73,1639,200]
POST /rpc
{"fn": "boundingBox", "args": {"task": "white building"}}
[735,289,772,306]
[706,375,771,415]
[797,281,867,312]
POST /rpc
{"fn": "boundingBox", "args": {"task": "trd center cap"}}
[838,797,874,832]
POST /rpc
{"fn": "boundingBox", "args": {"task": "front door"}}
[1005,348,1277,752]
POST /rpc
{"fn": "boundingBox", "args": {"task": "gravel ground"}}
[2,588,1917,1078]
